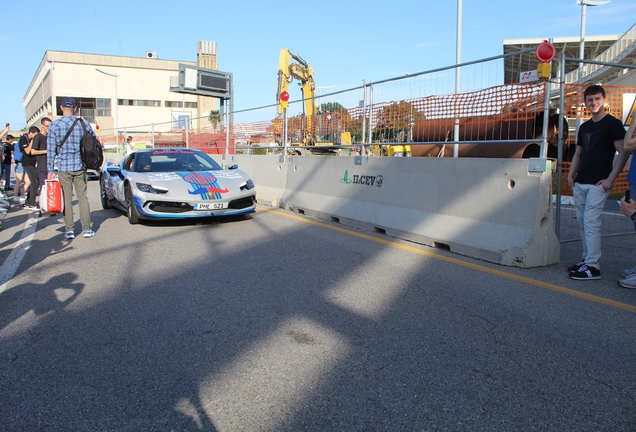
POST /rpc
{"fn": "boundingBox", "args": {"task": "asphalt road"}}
[0,182,635,431]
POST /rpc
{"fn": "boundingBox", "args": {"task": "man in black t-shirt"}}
[0,125,10,195]
[1,135,14,191]
[19,126,40,210]
[567,85,628,280]
[31,117,52,197]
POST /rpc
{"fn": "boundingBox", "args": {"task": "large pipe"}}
[410,111,569,159]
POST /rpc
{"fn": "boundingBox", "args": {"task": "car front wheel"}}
[100,176,112,210]
[125,183,139,224]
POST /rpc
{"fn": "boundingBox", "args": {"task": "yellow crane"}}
[275,49,408,156]
[276,49,316,146]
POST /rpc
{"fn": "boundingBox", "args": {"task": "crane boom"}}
[276,49,316,144]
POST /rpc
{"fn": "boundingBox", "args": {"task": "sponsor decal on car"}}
[211,171,243,179]
[146,172,182,181]
[152,149,195,155]
[182,172,229,199]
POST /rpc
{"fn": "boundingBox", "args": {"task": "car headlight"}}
[240,178,255,190]
[136,182,168,194]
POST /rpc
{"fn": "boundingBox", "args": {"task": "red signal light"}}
[535,40,556,63]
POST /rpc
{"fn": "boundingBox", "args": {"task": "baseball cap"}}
[61,97,77,108]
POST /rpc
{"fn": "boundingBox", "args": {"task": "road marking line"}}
[0,213,39,294]
[260,206,636,314]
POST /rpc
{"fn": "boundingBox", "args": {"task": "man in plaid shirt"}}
[47,97,96,239]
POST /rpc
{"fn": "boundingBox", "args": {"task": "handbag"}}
[39,179,63,213]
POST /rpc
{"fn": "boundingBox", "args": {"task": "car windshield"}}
[132,149,223,173]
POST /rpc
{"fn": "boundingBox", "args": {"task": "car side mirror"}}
[228,164,238,170]
[106,165,125,179]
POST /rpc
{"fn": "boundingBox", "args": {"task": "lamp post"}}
[95,68,120,137]
[577,0,610,83]
[453,0,462,158]
[576,0,609,137]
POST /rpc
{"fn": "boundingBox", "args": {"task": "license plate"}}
[194,202,228,210]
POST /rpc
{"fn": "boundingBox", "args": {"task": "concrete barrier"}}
[229,154,559,268]
[106,149,560,266]
[222,154,289,208]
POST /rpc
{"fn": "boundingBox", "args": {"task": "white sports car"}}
[100,148,256,224]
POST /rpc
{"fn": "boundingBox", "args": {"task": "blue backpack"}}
[14,134,25,162]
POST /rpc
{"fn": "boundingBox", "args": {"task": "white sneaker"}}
[618,273,636,289]
[620,265,636,278]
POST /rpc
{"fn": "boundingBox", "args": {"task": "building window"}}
[165,101,197,108]
[118,99,160,107]
[97,98,111,117]
[55,96,96,123]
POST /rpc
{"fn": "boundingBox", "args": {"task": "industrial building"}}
[503,31,636,86]
[22,41,220,140]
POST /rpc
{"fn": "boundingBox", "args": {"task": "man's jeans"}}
[57,170,92,233]
[573,182,610,270]
[0,164,10,189]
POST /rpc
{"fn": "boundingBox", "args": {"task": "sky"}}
[1,0,635,130]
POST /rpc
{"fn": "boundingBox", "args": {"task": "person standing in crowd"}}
[30,117,52,196]
[124,135,134,156]
[1,134,13,192]
[13,130,30,203]
[47,97,96,239]
[0,125,9,198]
[618,195,636,289]
[0,124,8,140]
[567,85,628,280]
[616,109,636,288]
[19,126,40,211]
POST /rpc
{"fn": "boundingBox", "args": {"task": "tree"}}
[314,101,351,143]
[348,116,364,143]
[249,144,268,155]
[319,102,346,113]
[374,101,425,142]
[208,110,221,132]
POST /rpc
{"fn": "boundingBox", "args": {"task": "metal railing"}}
[565,21,636,84]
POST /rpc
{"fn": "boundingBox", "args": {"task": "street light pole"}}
[453,0,462,158]
[577,0,610,83]
[95,68,120,137]
[576,0,609,139]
